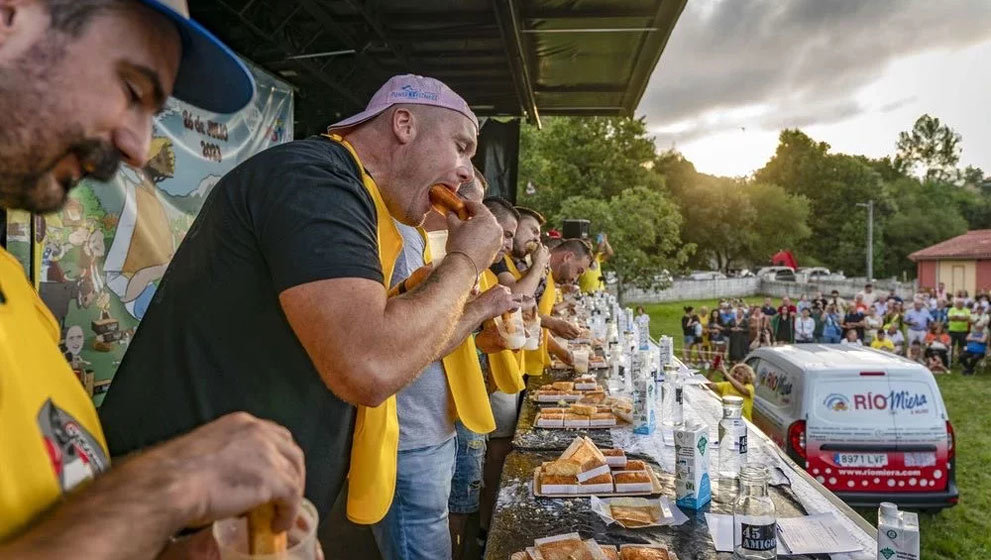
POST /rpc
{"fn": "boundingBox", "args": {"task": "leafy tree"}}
[741,182,811,266]
[558,187,691,302]
[895,114,962,182]
[518,116,663,218]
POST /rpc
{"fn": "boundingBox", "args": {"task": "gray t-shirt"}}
[392,223,456,450]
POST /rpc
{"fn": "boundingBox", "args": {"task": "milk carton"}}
[674,423,711,509]
[877,502,919,560]
[657,335,674,369]
[632,356,656,435]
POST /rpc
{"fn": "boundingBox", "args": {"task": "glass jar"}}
[716,395,747,499]
[733,466,777,559]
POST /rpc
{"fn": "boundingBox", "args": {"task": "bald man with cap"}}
[99,74,507,537]
[0,1,309,558]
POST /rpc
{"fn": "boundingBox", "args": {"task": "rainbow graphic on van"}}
[823,393,850,411]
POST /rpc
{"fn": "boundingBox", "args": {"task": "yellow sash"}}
[420,232,497,433]
[479,270,525,393]
[536,272,557,370]
[327,135,403,526]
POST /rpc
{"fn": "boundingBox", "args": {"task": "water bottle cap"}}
[879,502,898,518]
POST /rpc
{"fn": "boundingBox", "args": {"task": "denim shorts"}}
[449,421,487,514]
[683,335,695,345]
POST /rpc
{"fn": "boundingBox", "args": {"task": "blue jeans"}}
[449,421,486,514]
[372,437,457,560]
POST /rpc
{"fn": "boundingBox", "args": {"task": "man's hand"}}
[544,316,581,339]
[530,244,549,272]
[136,412,306,533]
[469,285,519,320]
[446,201,502,275]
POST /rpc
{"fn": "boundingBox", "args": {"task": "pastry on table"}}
[578,472,613,493]
[541,460,582,477]
[601,448,627,468]
[535,535,595,560]
[569,403,597,416]
[613,471,653,493]
[609,503,659,527]
[560,436,611,482]
[623,460,648,472]
[564,413,590,428]
[599,545,620,560]
[589,412,616,427]
[552,381,575,392]
[619,545,671,560]
[535,413,565,428]
[539,473,579,495]
[541,407,568,415]
[578,391,606,404]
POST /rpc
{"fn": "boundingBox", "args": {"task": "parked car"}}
[687,270,727,281]
[756,266,796,282]
[745,344,957,510]
[798,267,847,282]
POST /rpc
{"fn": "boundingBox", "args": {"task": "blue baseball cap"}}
[137,0,255,113]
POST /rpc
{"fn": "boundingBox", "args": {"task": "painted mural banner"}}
[5,62,293,406]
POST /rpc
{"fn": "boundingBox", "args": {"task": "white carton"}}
[877,502,919,560]
[674,422,711,509]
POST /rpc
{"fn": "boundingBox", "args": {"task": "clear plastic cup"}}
[573,348,590,374]
[213,499,319,560]
[524,315,542,350]
[426,230,448,262]
[495,308,526,350]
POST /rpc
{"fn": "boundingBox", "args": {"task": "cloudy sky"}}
[638,0,991,178]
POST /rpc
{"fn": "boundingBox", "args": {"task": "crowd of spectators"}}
[680,282,991,375]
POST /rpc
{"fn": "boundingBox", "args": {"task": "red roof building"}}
[909,230,991,294]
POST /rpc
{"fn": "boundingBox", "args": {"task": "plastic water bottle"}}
[661,365,684,431]
[733,466,777,559]
[717,395,747,500]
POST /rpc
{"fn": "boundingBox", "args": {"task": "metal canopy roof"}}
[191,0,686,136]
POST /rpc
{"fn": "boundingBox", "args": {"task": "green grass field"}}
[638,298,991,559]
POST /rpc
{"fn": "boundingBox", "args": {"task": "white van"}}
[746,344,958,510]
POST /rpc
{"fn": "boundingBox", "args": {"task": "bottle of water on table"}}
[717,395,747,500]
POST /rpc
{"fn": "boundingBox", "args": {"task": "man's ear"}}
[0,0,43,50]
[392,107,416,145]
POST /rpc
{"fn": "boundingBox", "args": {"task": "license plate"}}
[903,452,936,467]
[833,453,888,467]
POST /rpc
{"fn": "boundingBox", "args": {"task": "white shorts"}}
[907,329,927,346]
[489,391,519,438]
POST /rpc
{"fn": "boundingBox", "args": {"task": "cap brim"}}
[141,0,255,114]
[326,106,391,132]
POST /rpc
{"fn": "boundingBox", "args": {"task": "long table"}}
[485,360,879,560]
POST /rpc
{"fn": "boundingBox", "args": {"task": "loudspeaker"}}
[562,219,590,240]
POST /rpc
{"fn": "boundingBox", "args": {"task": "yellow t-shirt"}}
[0,248,110,541]
[870,338,895,352]
[712,381,755,421]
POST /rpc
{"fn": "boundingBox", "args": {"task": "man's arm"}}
[498,245,548,296]
[281,202,503,407]
[436,285,518,357]
[0,413,305,560]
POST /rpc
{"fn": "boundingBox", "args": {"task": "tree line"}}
[517,114,988,294]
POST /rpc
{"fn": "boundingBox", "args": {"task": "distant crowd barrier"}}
[624,277,916,304]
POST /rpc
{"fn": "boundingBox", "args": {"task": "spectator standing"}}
[864,308,883,344]
[858,283,877,307]
[932,298,949,326]
[960,325,989,376]
[937,282,948,303]
[887,323,906,355]
[971,303,991,332]
[777,296,798,316]
[708,309,727,363]
[760,297,777,317]
[828,289,848,314]
[795,308,815,343]
[947,299,972,363]
[811,303,825,342]
[813,291,829,310]
[887,289,903,305]
[905,299,932,349]
[698,306,711,366]
[852,294,867,312]
[681,307,699,363]
[841,330,863,346]
[843,306,866,341]
[773,308,795,345]
[728,308,750,362]
[796,294,811,314]
[870,330,895,352]
[908,340,925,362]
[822,304,844,343]
[748,307,772,349]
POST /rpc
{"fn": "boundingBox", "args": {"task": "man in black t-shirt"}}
[99,75,509,522]
[843,309,867,340]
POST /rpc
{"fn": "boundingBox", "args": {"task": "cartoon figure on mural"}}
[104,136,177,320]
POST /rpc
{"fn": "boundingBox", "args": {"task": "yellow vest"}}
[0,248,110,541]
[478,269,525,394]
[420,231,497,433]
[579,254,604,293]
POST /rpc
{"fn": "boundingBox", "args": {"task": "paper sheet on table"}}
[704,513,787,554]
[591,496,688,528]
[776,513,863,554]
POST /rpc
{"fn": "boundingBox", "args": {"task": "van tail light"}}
[788,420,807,460]
[947,420,955,461]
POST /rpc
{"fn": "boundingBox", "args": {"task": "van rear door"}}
[807,371,897,494]
[807,368,946,494]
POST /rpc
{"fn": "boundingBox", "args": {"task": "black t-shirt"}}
[490,259,509,276]
[681,315,695,336]
[99,137,380,517]
[843,311,866,339]
[761,305,777,316]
